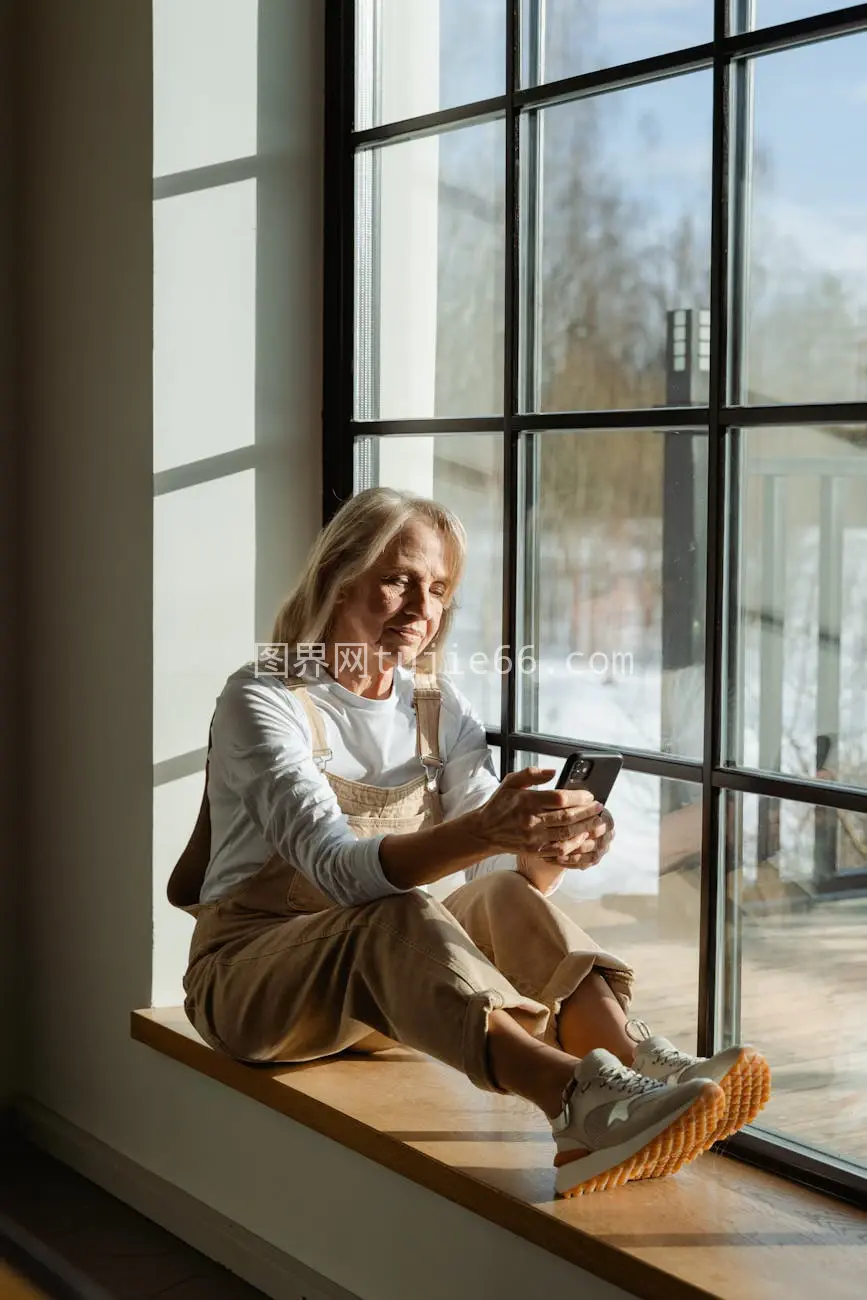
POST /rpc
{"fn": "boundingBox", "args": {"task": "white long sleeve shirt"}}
[199,659,526,907]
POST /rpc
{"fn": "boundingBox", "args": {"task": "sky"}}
[481,2,864,266]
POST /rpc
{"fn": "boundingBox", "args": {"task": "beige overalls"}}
[168,660,633,1093]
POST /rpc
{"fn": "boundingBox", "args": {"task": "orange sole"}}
[707,1049,772,1147]
[556,1082,726,1198]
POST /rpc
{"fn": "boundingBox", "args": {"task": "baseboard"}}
[15,1098,359,1300]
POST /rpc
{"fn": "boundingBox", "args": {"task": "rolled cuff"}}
[462,988,550,1093]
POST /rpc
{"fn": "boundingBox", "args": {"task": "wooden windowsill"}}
[132,1008,867,1300]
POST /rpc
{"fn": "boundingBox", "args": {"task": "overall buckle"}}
[421,757,444,792]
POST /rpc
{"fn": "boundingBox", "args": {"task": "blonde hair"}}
[271,487,467,668]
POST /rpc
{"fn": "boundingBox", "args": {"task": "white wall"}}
[0,0,23,1107]
[17,2,628,1296]
[150,0,325,1005]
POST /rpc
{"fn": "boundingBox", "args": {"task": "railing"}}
[745,455,867,897]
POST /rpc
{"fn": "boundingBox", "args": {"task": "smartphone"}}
[556,751,623,806]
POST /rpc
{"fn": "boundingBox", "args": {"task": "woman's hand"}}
[517,807,616,893]
[537,805,615,867]
[465,766,605,859]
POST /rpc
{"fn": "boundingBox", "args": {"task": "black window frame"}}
[323,0,867,1209]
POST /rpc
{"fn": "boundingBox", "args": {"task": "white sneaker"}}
[551,1048,725,1197]
[627,1020,772,1146]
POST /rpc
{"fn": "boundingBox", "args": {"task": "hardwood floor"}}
[0,1136,266,1300]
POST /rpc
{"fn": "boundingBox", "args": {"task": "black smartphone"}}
[556,751,623,805]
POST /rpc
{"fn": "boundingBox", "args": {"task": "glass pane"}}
[727,426,867,788]
[356,0,504,130]
[522,430,707,757]
[355,121,504,420]
[530,71,713,412]
[739,1,865,30]
[522,0,712,86]
[520,754,703,1049]
[738,34,867,404]
[357,433,503,728]
[723,789,867,1166]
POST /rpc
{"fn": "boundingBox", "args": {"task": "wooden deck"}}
[555,874,867,1166]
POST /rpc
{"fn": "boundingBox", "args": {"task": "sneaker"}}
[627,1019,772,1146]
[551,1048,725,1197]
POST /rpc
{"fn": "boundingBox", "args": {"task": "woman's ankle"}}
[486,1009,579,1118]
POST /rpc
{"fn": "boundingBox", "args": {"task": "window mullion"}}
[697,0,732,1058]
[501,0,521,764]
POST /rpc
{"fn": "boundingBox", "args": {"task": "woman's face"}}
[331,520,452,668]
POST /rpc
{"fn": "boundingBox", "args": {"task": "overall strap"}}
[412,651,442,791]
[281,678,332,770]
[287,661,441,787]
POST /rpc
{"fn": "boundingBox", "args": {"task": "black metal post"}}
[660,310,708,944]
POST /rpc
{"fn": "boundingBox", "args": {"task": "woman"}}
[168,488,770,1198]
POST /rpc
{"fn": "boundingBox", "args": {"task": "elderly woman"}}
[169,488,770,1198]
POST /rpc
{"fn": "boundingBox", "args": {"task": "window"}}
[324,1,867,1206]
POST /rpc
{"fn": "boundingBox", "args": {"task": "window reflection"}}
[723,789,867,1164]
[532,71,712,413]
[740,35,867,405]
[523,428,707,757]
[520,755,702,1051]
